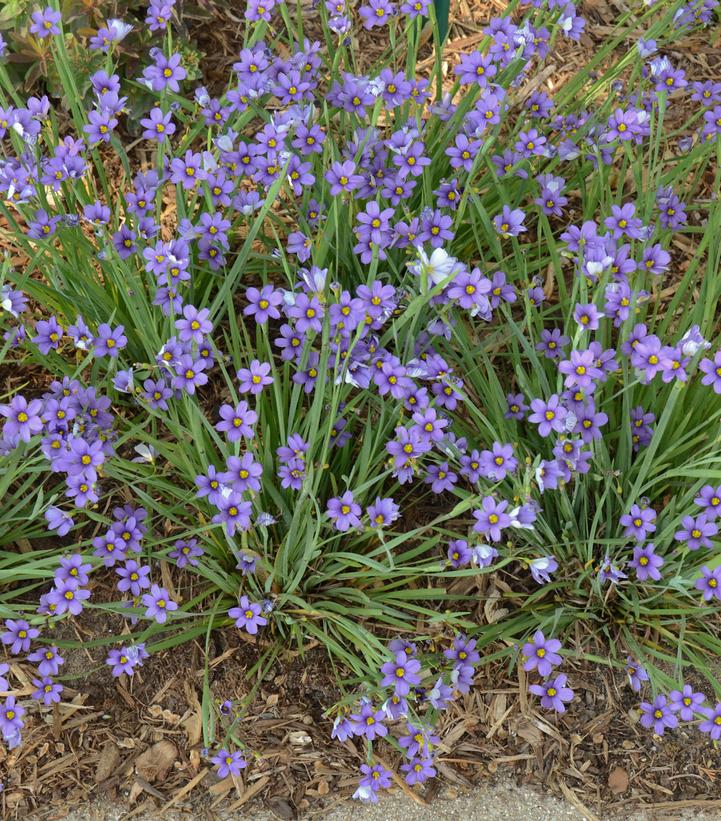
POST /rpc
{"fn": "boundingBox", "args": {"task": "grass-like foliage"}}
[1,0,721,797]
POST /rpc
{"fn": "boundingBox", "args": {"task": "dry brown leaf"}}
[94,740,121,783]
[512,717,544,749]
[135,739,177,783]
[608,766,630,795]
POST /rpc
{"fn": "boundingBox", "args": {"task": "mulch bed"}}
[5,631,721,820]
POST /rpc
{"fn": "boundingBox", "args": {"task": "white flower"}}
[299,266,328,296]
[194,86,211,107]
[107,19,134,40]
[680,325,711,356]
[352,784,376,803]
[509,507,535,530]
[472,544,498,567]
[1,287,17,318]
[409,247,461,287]
[132,444,157,464]
[368,77,386,97]
[585,255,612,278]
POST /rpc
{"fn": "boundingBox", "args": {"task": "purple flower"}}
[0,696,25,745]
[699,352,721,393]
[143,378,173,410]
[455,51,497,85]
[700,704,721,740]
[94,323,127,358]
[529,555,558,585]
[536,328,569,360]
[631,335,663,383]
[529,674,574,712]
[34,317,63,354]
[141,584,178,623]
[559,350,603,390]
[505,393,528,420]
[400,756,436,785]
[425,461,457,494]
[106,645,147,677]
[2,619,40,655]
[359,0,395,28]
[140,107,176,142]
[169,539,204,568]
[620,504,656,541]
[116,560,151,596]
[221,453,262,493]
[169,149,206,188]
[447,267,492,311]
[0,396,43,443]
[237,360,273,394]
[27,645,64,676]
[84,109,118,144]
[493,205,526,237]
[228,596,268,635]
[287,293,324,334]
[399,724,440,758]
[386,426,432,469]
[176,305,212,343]
[351,701,388,741]
[478,442,517,481]
[30,7,62,38]
[173,355,208,395]
[626,657,649,692]
[628,544,664,582]
[640,695,677,735]
[216,401,257,442]
[325,160,364,196]
[367,497,400,529]
[447,539,471,568]
[696,565,721,601]
[528,394,568,437]
[144,52,186,93]
[46,580,90,616]
[472,497,511,542]
[32,676,63,705]
[327,491,362,532]
[59,436,105,480]
[354,762,393,802]
[573,302,603,331]
[669,685,705,720]
[472,544,498,568]
[522,630,562,677]
[211,749,247,778]
[695,484,721,518]
[380,650,422,696]
[674,514,717,550]
[244,285,283,324]
[444,634,480,667]
[236,553,257,575]
[604,203,643,239]
[45,507,74,536]
[213,493,252,537]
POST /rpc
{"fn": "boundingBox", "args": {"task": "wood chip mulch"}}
[5,631,721,821]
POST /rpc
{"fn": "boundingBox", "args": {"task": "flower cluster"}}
[1,0,721,786]
[522,630,574,713]
[334,635,481,801]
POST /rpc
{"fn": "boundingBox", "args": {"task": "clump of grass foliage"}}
[1,0,721,796]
